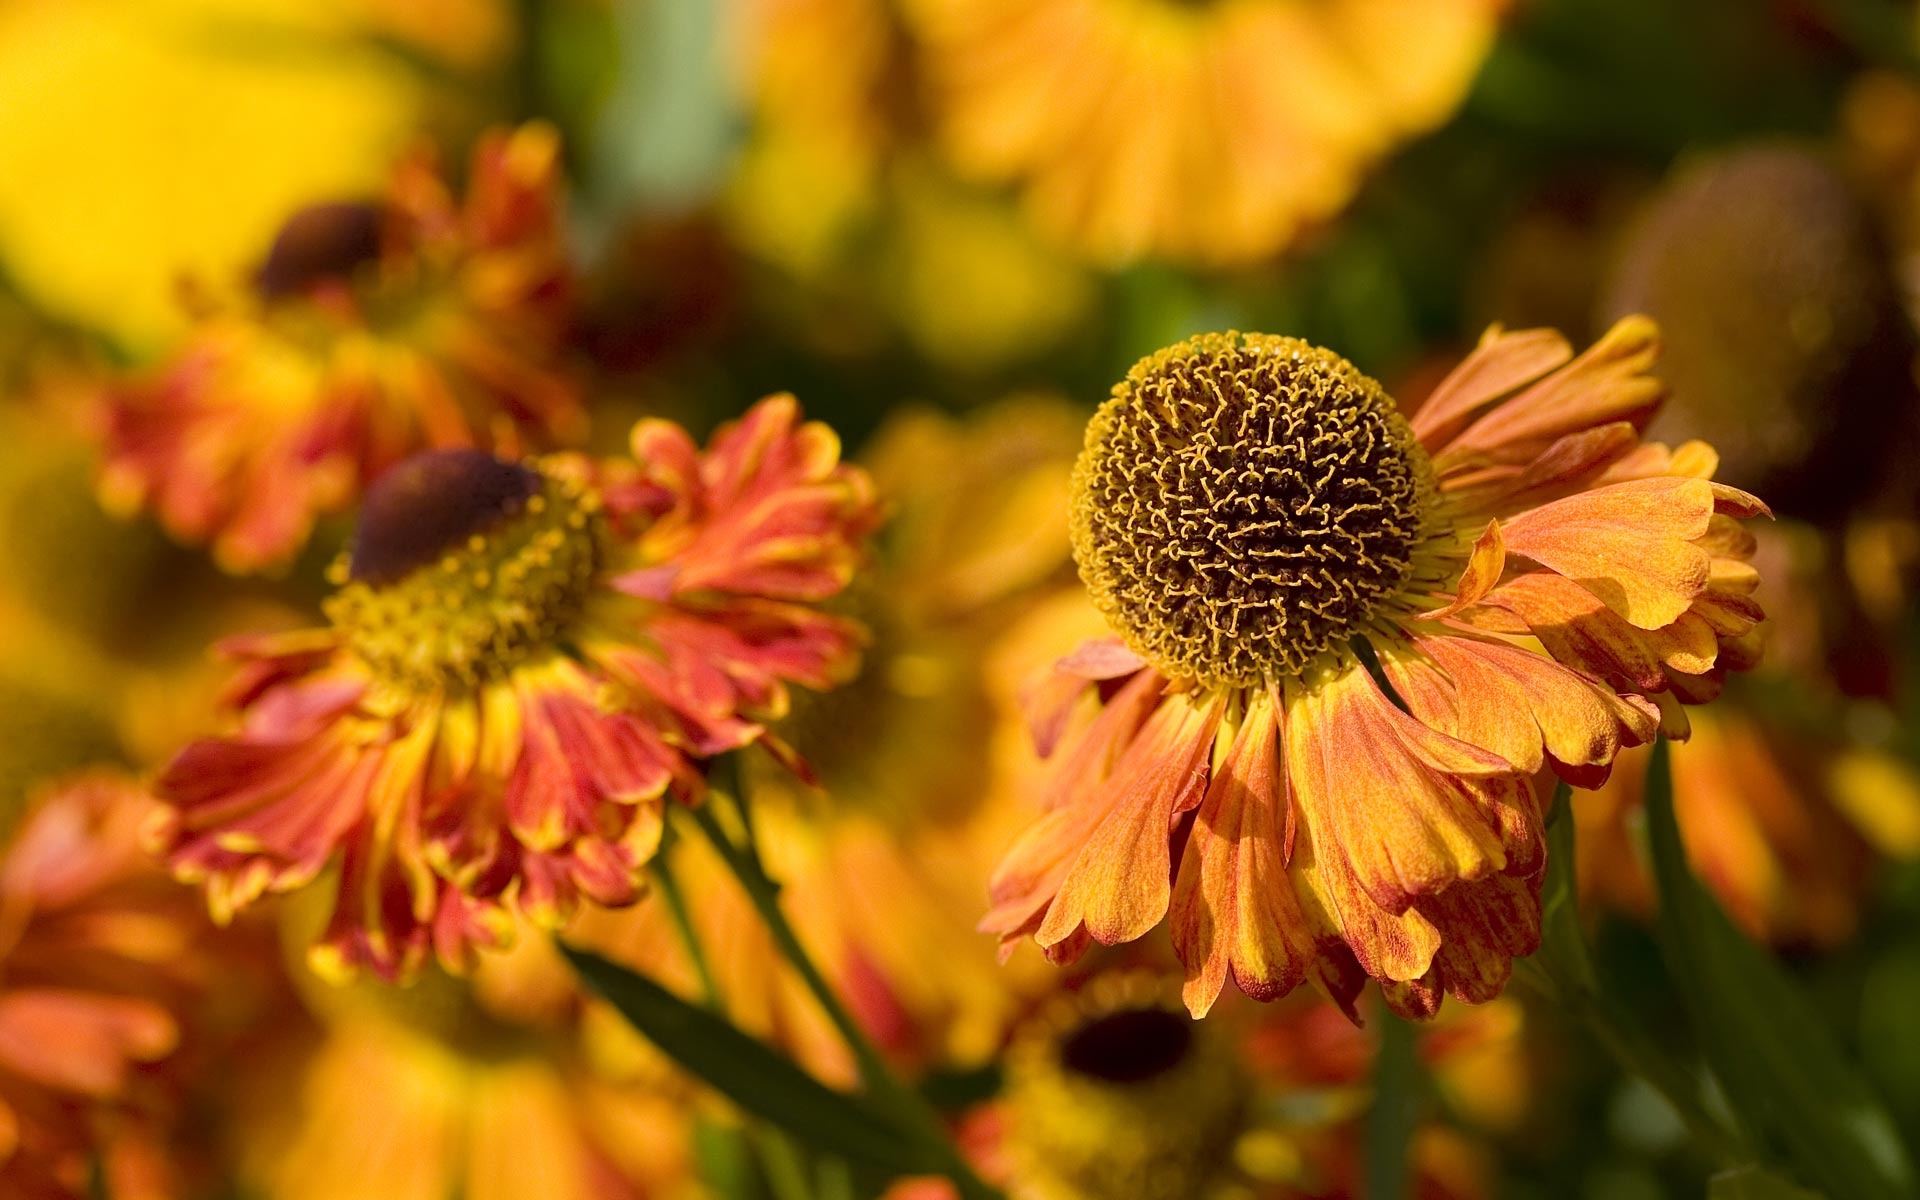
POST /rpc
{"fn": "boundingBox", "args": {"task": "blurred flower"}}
[150,396,879,982]
[899,0,1506,266]
[241,965,704,1200]
[0,401,173,647]
[0,0,444,349]
[1599,143,1916,520]
[724,0,897,273]
[876,163,1096,373]
[885,974,1522,1200]
[1576,707,1890,948]
[722,0,1094,369]
[995,974,1253,1199]
[988,320,1767,1019]
[0,773,224,1199]
[97,124,585,574]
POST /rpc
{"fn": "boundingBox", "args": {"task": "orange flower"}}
[899,0,1506,266]
[0,774,218,1200]
[150,397,878,983]
[987,319,1767,1019]
[97,123,585,574]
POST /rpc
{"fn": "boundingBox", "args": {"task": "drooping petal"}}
[1285,667,1513,916]
[1036,690,1224,949]
[1169,692,1310,1015]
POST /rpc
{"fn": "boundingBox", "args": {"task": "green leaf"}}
[564,945,933,1176]
[1643,738,1917,1200]
[1708,1166,1826,1200]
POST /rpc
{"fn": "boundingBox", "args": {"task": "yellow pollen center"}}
[1071,332,1432,688]
[327,467,605,692]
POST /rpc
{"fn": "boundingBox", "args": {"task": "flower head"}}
[98,123,585,574]
[988,319,1768,1018]
[0,774,221,1199]
[998,975,1252,1200]
[900,0,1505,265]
[882,974,1524,1200]
[151,396,879,982]
[1601,143,1913,519]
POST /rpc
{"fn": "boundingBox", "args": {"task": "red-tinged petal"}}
[1436,316,1664,472]
[1287,667,1514,916]
[1454,422,1643,516]
[1413,870,1542,1004]
[1411,326,1573,450]
[1294,834,1442,986]
[1485,572,1718,691]
[1409,635,1658,774]
[1418,520,1504,619]
[0,991,177,1097]
[1024,637,1147,757]
[1035,691,1223,949]
[626,394,881,605]
[1057,637,1149,680]
[1381,974,1445,1021]
[1169,693,1309,1015]
[1502,476,1718,629]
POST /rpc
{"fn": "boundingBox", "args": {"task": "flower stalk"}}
[688,774,1005,1200]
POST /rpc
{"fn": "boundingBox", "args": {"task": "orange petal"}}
[1411,325,1573,450]
[1036,691,1224,949]
[1413,869,1542,1004]
[1437,316,1664,471]
[1419,520,1505,619]
[1286,668,1510,918]
[1487,572,1719,690]
[1169,693,1309,1016]
[1502,476,1717,629]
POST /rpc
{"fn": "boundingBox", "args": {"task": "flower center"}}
[328,449,605,692]
[1071,332,1431,688]
[256,201,384,298]
[1005,981,1250,1200]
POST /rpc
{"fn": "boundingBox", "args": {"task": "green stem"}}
[687,795,1003,1200]
[654,848,725,1007]
[1364,1011,1419,1200]
[752,1128,818,1200]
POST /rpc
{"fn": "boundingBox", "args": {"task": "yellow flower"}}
[880,976,1525,1200]
[899,0,1506,266]
[242,942,705,1200]
[989,320,1768,1019]
[0,0,436,349]
[723,0,898,276]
